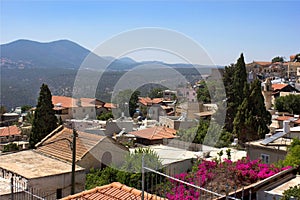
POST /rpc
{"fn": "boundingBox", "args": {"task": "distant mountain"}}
[0,39,138,70]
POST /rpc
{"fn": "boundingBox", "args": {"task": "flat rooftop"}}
[247,138,291,151]
[131,145,201,166]
[266,175,300,196]
[0,150,84,179]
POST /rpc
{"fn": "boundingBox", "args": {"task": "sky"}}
[1,0,300,65]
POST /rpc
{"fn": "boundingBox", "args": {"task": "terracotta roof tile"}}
[139,97,163,106]
[0,125,21,137]
[104,103,117,109]
[61,182,166,200]
[129,126,177,140]
[36,127,105,162]
[52,96,104,109]
[272,84,288,91]
[253,61,272,67]
[276,116,293,121]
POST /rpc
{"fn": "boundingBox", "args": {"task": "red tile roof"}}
[130,126,177,140]
[52,96,104,109]
[139,97,163,106]
[253,61,272,67]
[0,126,21,137]
[276,116,293,121]
[272,84,288,91]
[36,126,105,162]
[61,182,165,200]
[104,103,117,109]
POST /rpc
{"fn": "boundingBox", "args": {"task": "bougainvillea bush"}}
[167,157,291,200]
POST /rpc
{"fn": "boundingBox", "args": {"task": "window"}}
[261,154,270,164]
[56,188,62,199]
[73,109,76,113]
[82,108,85,113]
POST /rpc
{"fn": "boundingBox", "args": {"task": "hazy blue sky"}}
[1,0,299,65]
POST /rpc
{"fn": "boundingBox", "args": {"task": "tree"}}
[275,95,300,114]
[97,111,113,121]
[129,90,140,117]
[113,89,141,117]
[21,105,32,113]
[283,138,300,167]
[85,147,163,191]
[177,119,232,148]
[224,54,248,133]
[29,83,57,148]
[197,81,211,103]
[148,88,164,98]
[272,56,284,63]
[281,185,300,200]
[233,79,271,143]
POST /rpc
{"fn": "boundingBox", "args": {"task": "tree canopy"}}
[224,54,248,133]
[177,119,232,148]
[275,94,300,114]
[272,56,285,63]
[29,83,57,148]
[283,138,300,168]
[223,54,271,144]
[86,147,162,191]
[148,88,164,98]
[233,79,271,143]
[113,89,141,117]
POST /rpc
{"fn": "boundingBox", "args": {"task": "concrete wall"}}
[105,121,133,136]
[0,170,86,200]
[165,159,194,175]
[247,145,287,164]
[79,137,129,171]
[28,170,86,199]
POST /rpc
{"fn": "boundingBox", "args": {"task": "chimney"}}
[283,120,290,134]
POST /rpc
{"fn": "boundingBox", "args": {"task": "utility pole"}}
[141,154,145,200]
[71,129,77,195]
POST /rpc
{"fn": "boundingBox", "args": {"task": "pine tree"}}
[233,79,271,143]
[29,83,57,148]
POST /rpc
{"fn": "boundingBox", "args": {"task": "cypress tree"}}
[29,83,57,148]
[233,79,271,143]
[224,54,248,132]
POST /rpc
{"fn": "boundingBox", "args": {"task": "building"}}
[261,173,300,200]
[262,78,273,110]
[36,126,129,171]
[0,150,85,199]
[246,136,290,164]
[0,125,28,151]
[0,113,19,126]
[138,97,174,121]
[134,144,201,175]
[159,116,197,130]
[61,182,165,200]
[177,86,198,102]
[246,61,272,74]
[272,83,299,98]
[129,126,177,145]
[52,96,106,120]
